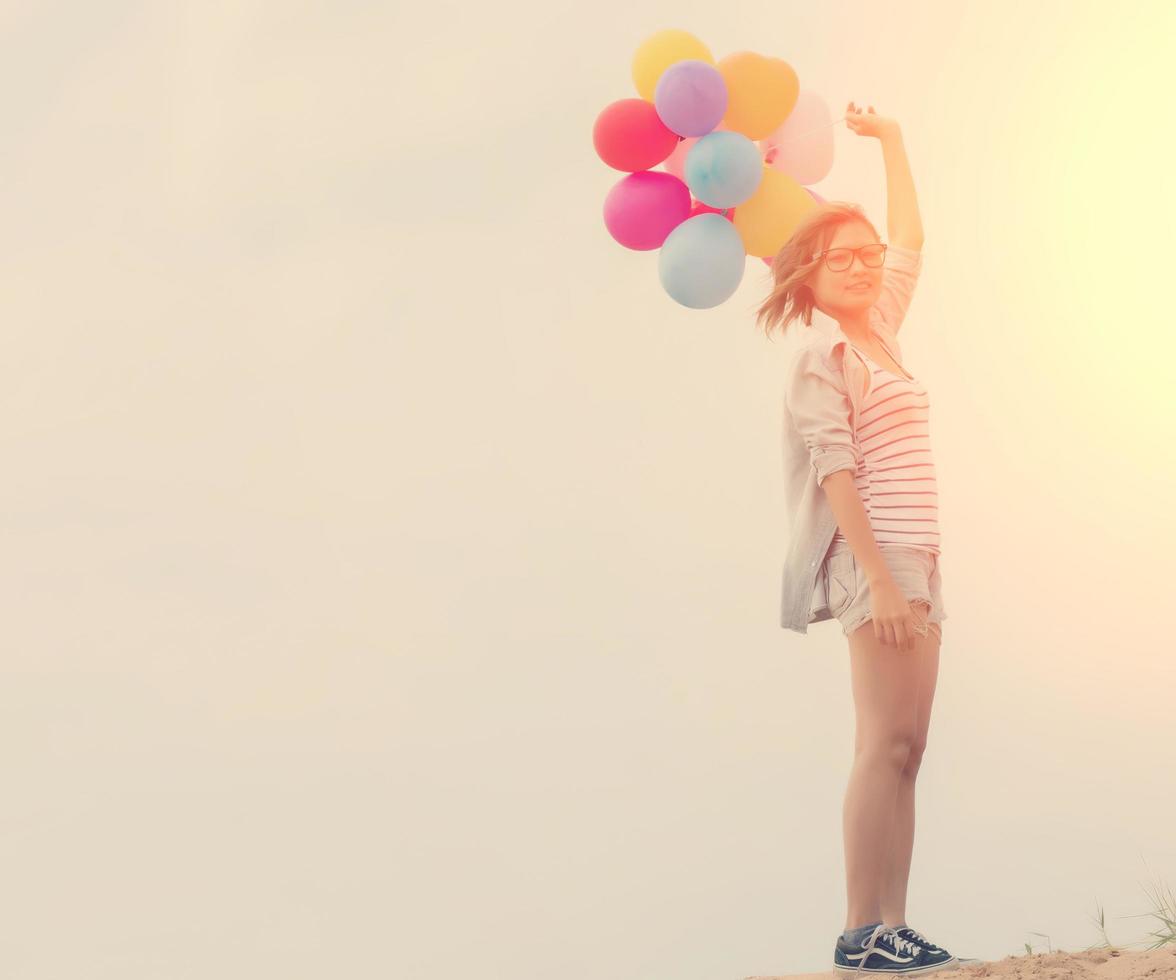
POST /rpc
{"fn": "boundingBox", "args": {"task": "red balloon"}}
[690,201,735,221]
[593,98,680,172]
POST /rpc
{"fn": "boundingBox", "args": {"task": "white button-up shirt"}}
[778,243,924,633]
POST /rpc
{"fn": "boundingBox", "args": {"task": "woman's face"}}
[809,224,885,318]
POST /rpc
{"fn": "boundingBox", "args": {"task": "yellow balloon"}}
[632,29,714,102]
[733,167,818,257]
[718,53,799,140]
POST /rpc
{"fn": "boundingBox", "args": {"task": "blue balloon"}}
[683,130,764,209]
[658,213,746,309]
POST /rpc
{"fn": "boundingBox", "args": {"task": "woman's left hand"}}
[845,101,899,140]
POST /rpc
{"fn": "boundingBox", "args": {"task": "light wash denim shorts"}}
[823,540,947,642]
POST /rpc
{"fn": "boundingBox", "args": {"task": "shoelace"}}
[900,927,942,952]
[854,926,922,972]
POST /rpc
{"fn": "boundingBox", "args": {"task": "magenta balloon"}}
[603,171,692,250]
[653,60,728,137]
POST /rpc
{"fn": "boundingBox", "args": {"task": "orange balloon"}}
[717,53,799,141]
[731,166,817,257]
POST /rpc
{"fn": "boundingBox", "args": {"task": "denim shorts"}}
[822,540,947,641]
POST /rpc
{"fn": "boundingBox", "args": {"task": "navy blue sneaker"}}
[894,926,959,971]
[833,923,953,974]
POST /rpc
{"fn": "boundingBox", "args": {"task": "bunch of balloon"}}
[593,29,837,309]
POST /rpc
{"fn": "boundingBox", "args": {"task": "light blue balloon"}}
[659,213,746,310]
[683,130,764,209]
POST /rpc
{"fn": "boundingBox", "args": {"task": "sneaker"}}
[833,923,952,975]
[894,926,959,971]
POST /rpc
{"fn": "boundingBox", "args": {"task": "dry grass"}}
[1022,872,1175,956]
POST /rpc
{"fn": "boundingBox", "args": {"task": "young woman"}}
[756,104,957,975]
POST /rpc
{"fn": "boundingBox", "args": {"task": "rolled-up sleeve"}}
[785,346,861,487]
[873,242,923,337]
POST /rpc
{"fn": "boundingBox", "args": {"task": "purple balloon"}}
[603,171,692,251]
[653,60,728,138]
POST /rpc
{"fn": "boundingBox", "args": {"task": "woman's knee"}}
[902,738,928,776]
[855,730,919,769]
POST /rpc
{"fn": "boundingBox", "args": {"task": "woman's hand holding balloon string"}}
[844,101,900,140]
[767,101,899,151]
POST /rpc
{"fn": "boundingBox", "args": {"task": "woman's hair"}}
[753,201,881,340]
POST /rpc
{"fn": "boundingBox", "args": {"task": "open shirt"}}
[778,243,924,633]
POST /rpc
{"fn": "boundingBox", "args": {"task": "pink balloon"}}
[603,171,692,250]
[663,137,697,179]
[662,124,728,179]
[760,90,835,185]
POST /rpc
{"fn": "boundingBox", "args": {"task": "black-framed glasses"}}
[812,243,887,272]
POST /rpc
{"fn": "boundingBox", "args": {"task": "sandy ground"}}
[748,945,1176,980]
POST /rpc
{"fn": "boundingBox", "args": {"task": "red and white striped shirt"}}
[778,242,931,632]
[831,339,940,554]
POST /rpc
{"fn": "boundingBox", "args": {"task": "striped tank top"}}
[831,343,940,554]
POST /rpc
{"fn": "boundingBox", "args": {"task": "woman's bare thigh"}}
[848,601,941,757]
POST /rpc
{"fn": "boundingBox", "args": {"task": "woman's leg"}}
[879,603,942,928]
[841,604,928,932]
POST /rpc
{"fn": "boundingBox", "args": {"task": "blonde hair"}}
[753,201,881,340]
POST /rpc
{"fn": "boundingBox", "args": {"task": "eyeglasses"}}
[812,243,887,272]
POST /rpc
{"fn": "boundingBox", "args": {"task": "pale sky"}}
[1,1,1174,977]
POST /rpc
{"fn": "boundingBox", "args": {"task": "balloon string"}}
[772,115,850,145]
[676,115,852,146]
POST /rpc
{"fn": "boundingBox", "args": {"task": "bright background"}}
[1,1,1174,978]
